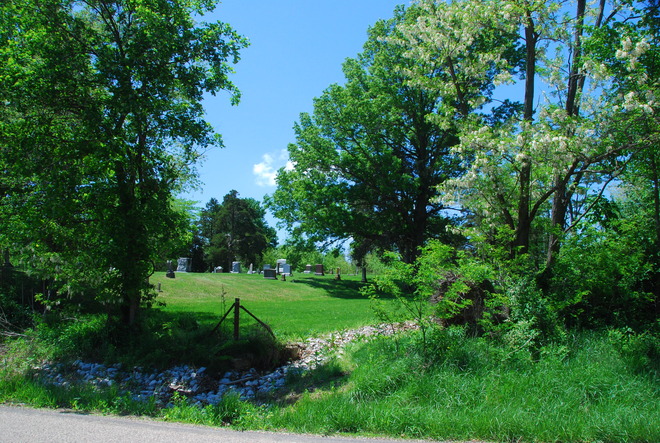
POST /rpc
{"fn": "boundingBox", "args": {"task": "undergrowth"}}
[267,328,659,442]
[0,309,286,374]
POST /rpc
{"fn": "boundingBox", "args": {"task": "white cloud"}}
[253,150,290,187]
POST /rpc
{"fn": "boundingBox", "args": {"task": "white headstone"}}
[176,257,191,272]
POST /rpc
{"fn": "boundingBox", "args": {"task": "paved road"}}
[0,405,438,443]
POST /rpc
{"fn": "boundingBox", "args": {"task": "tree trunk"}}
[546,176,570,268]
[115,160,145,327]
[545,0,587,270]
[650,155,660,250]
[511,12,537,256]
[515,160,532,255]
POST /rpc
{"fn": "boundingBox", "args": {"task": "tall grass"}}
[267,329,659,442]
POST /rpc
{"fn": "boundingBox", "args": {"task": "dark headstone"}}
[166,260,176,278]
[231,261,241,273]
[263,268,277,279]
[282,263,292,276]
[315,264,324,276]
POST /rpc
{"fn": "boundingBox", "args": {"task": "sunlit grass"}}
[153,272,379,340]
[265,331,660,442]
[3,272,658,442]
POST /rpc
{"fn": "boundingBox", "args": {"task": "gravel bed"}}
[33,322,417,407]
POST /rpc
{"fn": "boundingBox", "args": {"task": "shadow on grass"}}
[292,276,394,300]
[130,309,290,373]
[266,360,350,406]
[33,309,288,375]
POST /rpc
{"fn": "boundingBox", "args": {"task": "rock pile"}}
[34,321,416,407]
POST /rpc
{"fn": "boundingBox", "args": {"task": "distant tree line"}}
[189,191,277,273]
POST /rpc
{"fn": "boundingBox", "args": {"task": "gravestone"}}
[177,257,191,272]
[166,260,175,278]
[263,264,272,270]
[248,263,254,274]
[263,268,277,279]
[281,263,292,276]
[231,261,241,273]
[315,264,324,276]
[304,264,312,274]
[276,259,286,274]
[213,266,223,273]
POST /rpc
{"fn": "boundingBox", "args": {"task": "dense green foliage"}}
[0,0,246,325]
[355,0,659,341]
[265,0,659,344]
[3,320,658,441]
[2,1,659,441]
[193,191,277,272]
[268,330,659,442]
[267,7,465,265]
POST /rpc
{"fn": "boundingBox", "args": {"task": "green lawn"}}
[2,272,658,442]
[153,272,380,340]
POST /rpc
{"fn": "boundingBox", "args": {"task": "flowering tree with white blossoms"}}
[398,0,659,276]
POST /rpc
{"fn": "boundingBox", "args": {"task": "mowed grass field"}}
[152,271,381,340]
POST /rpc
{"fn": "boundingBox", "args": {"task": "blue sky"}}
[181,0,408,237]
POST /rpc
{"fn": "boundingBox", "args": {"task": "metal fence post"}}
[233,298,240,340]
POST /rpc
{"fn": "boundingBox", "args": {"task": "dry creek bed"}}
[34,322,417,408]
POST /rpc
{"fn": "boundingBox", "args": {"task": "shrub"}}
[608,327,660,379]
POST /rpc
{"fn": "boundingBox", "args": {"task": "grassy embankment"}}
[1,272,659,442]
[154,271,377,340]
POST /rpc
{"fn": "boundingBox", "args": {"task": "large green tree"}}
[0,0,247,324]
[198,191,277,272]
[386,0,659,333]
[399,0,658,271]
[267,7,473,264]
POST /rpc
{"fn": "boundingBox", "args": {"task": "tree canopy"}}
[385,0,659,331]
[0,0,247,324]
[267,7,468,264]
[271,0,658,332]
[397,0,658,267]
[197,191,277,272]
